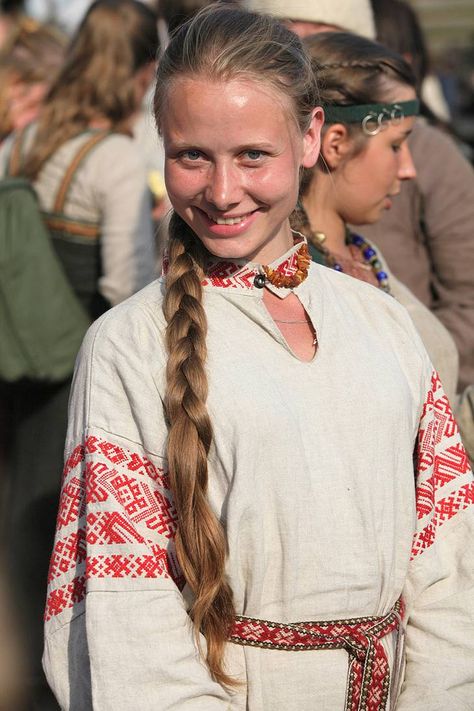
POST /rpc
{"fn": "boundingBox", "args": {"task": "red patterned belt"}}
[229,597,404,711]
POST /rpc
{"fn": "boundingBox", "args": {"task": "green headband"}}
[323,99,420,134]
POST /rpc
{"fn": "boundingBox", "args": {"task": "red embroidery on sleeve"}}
[411,372,473,559]
[45,436,184,621]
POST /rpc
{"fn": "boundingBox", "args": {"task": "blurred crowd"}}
[0,0,473,709]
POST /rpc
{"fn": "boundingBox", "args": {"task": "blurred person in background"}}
[293,31,459,403]
[369,0,450,123]
[0,0,23,45]
[0,1,158,708]
[359,0,474,395]
[245,0,376,39]
[0,16,66,144]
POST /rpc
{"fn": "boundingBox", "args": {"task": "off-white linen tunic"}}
[43,241,474,710]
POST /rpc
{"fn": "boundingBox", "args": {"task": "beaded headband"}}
[323,99,420,136]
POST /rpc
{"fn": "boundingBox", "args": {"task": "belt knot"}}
[229,597,404,711]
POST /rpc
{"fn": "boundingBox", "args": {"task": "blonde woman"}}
[44,6,474,710]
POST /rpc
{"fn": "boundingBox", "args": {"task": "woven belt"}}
[229,597,404,711]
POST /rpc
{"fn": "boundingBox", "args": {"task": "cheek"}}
[251,158,300,201]
[164,165,205,203]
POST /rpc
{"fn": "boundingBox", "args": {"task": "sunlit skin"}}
[162,77,322,265]
[303,85,417,260]
[285,20,344,38]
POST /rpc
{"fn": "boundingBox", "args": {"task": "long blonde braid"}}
[163,213,235,685]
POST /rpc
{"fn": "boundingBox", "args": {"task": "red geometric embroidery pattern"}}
[230,598,403,711]
[45,575,86,621]
[48,530,87,582]
[56,476,86,529]
[411,371,473,559]
[86,551,170,578]
[46,435,183,622]
[201,247,303,289]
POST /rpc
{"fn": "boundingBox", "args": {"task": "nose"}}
[205,161,242,210]
[397,142,417,181]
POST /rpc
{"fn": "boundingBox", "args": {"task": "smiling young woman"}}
[43,6,474,710]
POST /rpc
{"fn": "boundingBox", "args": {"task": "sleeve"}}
[397,370,474,710]
[43,312,231,710]
[415,125,474,391]
[92,137,157,306]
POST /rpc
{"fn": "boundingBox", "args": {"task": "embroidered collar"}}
[201,233,307,295]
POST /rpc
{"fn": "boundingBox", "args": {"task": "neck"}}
[302,175,349,256]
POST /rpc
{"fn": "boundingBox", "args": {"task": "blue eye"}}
[184,150,202,160]
[246,150,263,160]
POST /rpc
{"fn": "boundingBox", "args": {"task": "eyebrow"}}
[166,140,278,152]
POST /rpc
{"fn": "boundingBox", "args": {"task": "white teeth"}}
[208,214,246,225]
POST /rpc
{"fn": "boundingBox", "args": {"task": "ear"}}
[134,61,156,94]
[301,107,324,168]
[320,122,353,169]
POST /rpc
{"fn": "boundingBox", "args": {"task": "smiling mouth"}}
[204,210,256,225]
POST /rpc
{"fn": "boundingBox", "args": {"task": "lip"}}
[196,207,261,236]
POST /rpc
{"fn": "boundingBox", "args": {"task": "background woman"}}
[0,1,158,707]
[363,0,474,394]
[44,6,474,710]
[296,31,459,403]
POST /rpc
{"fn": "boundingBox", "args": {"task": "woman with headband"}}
[296,31,459,402]
[44,7,474,710]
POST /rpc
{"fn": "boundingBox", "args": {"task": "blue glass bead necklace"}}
[345,231,390,294]
[294,203,391,294]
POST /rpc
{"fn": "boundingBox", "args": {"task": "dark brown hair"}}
[298,31,416,192]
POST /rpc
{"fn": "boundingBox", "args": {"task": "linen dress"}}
[43,239,474,710]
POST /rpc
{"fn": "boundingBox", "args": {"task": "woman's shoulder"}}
[80,279,166,365]
[69,278,169,452]
[309,261,428,354]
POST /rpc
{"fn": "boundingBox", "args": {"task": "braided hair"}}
[304,32,416,120]
[298,31,416,188]
[154,4,319,686]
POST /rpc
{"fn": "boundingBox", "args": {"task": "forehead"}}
[161,76,298,148]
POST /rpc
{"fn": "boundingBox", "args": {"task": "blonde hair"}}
[154,4,318,686]
[21,0,158,179]
[0,18,66,140]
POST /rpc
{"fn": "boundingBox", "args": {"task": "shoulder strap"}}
[6,127,28,177]
[53,130,111,214]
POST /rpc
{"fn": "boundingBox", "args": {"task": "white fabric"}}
[43,242,474,709]
[245,0,376,39]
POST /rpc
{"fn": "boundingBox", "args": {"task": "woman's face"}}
[162,76,322,264]
[330,88,417,226]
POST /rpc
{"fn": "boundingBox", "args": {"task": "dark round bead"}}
[363,247,376,259]
[376,271,388,281]
[254,273,266,289]
[334,263,343,271]
[350,234,364,247]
